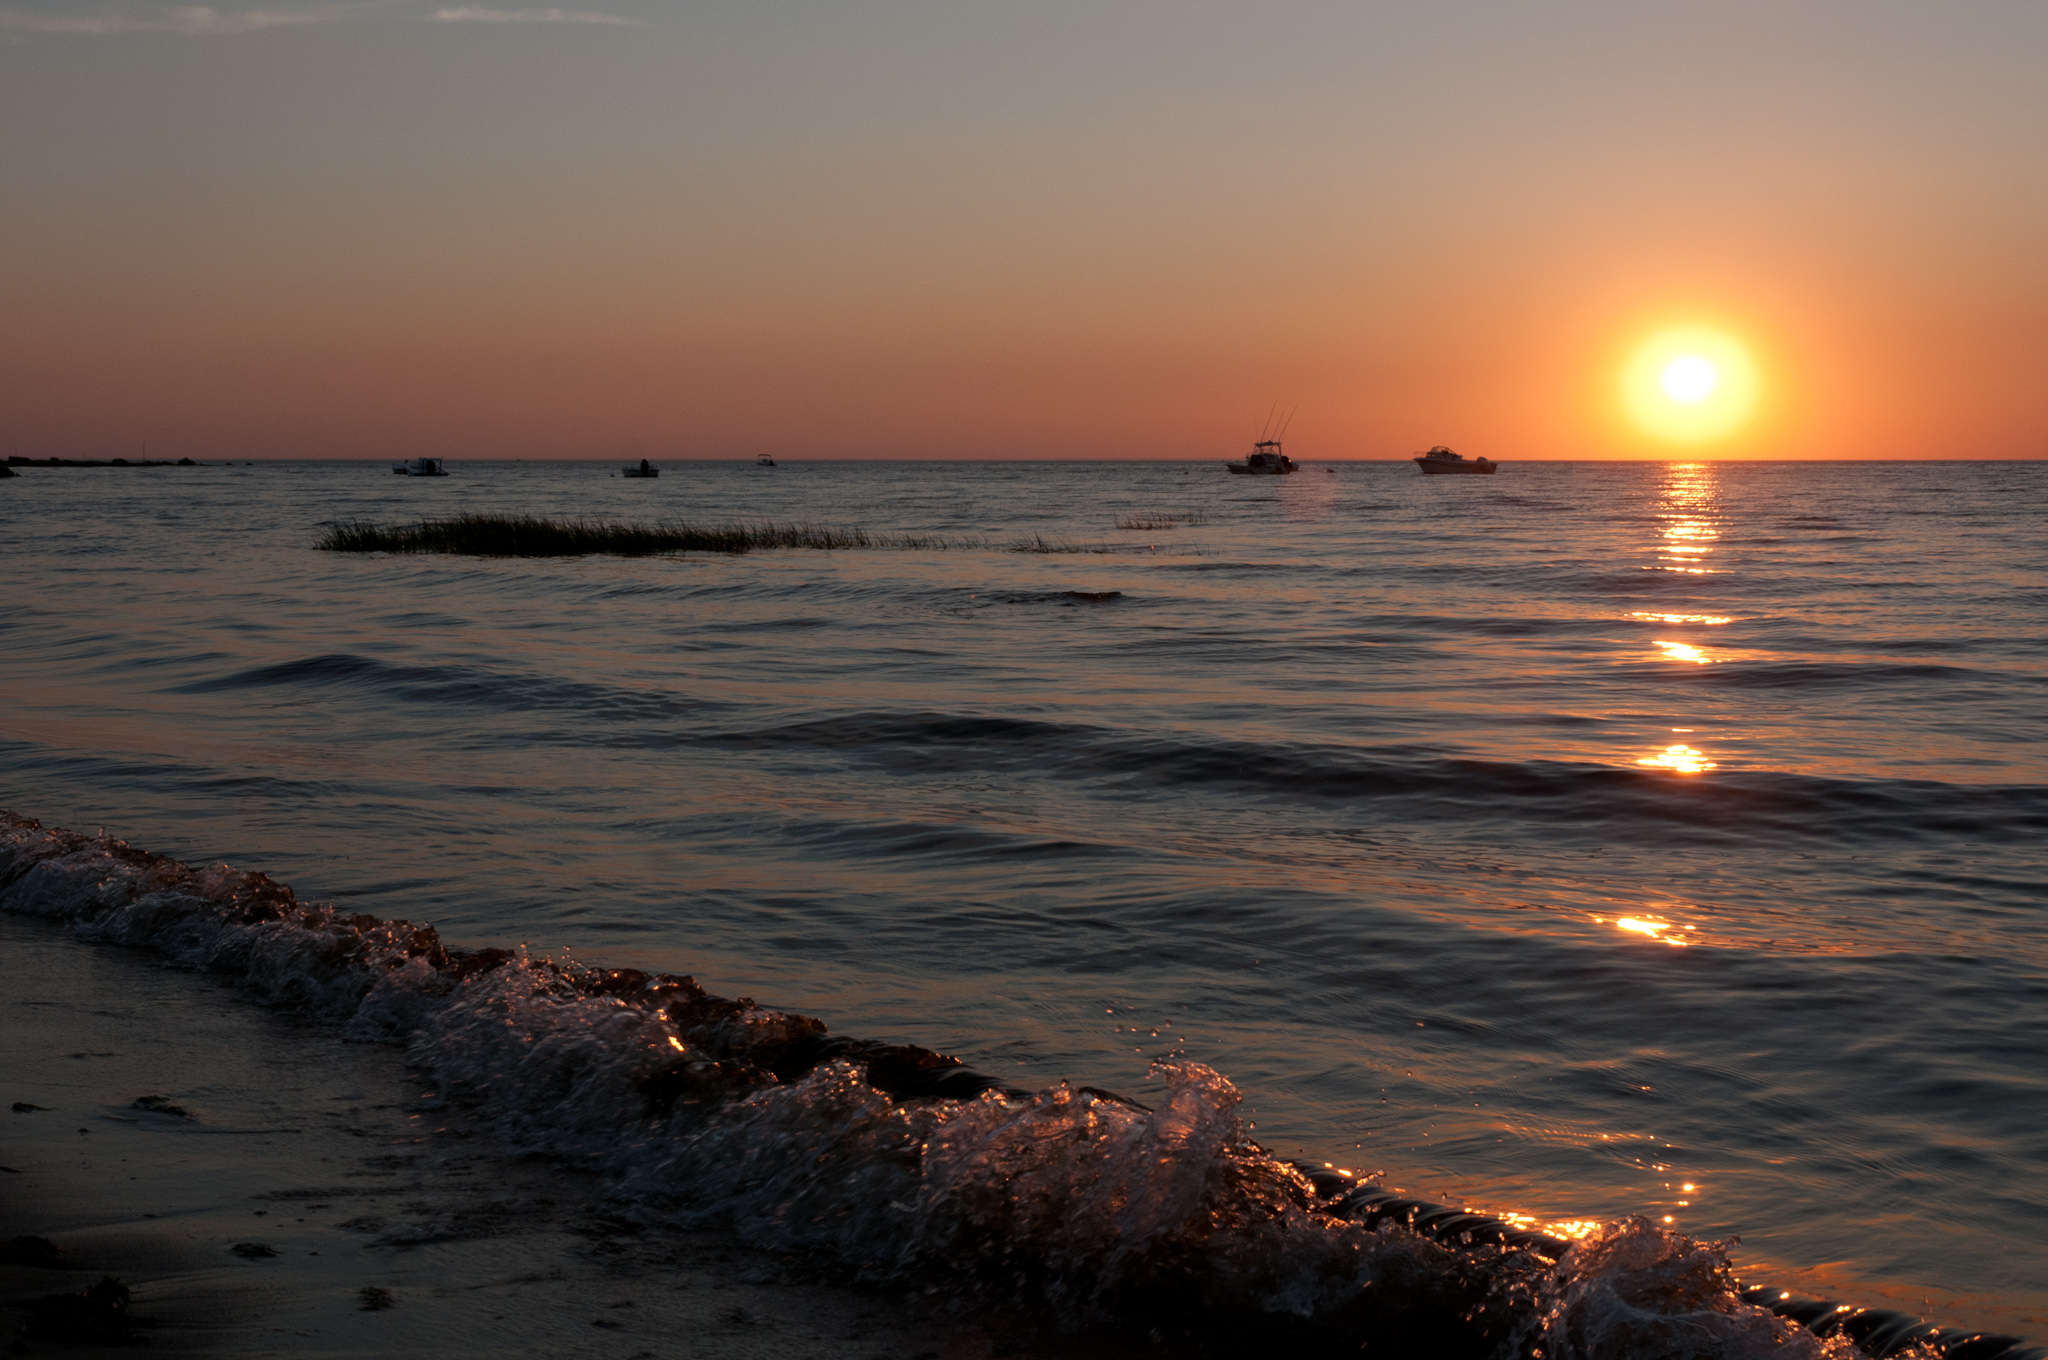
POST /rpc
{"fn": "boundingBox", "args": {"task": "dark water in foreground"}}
[2,458,2045,1338]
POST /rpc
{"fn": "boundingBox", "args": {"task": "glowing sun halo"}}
[1622,328,1759,445]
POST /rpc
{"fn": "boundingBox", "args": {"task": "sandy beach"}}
[1,912,1124,1358]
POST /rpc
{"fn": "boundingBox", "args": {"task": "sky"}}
[2,0,2044,460]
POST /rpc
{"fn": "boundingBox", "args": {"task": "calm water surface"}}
[3,458,2044,1329]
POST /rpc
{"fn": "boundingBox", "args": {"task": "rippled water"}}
[3,458,2044,1333]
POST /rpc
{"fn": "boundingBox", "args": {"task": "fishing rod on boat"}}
[1257,401,1280,443]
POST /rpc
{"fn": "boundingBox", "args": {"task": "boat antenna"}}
[1276,406,1297,442]
[1257,402,1278,442]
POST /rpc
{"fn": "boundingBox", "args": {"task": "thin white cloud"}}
[430,4,633,22]
[0,4,348,35]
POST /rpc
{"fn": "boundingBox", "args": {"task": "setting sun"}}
[1623,328,1760,446]
[1661,356,1719,403]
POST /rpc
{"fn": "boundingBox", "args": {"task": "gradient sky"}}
[3,0,2044,460]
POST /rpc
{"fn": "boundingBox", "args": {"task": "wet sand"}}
[0,914,1125,1358]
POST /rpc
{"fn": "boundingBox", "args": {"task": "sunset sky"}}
[3,0,2043,460]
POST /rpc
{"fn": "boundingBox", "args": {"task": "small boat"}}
[757,455,776,467]
[1413,446,1496,475]
[621,459,659,478]
[1226,439,1297,475]
[392,457,448,476]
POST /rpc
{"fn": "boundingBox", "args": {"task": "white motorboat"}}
[622,460,659,478]
[392,457,448,476]
[1413,446,1496,475]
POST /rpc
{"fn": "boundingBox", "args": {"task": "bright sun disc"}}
[1661,356,1718,403]
[1622,328,1759,446]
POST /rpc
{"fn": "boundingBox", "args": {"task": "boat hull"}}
[1415,460,1495,474]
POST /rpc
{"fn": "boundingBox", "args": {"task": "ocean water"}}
[3,457,2045,1347]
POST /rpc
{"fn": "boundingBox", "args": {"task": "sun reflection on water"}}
[1630,612,1733,626]
[1496,1210,1602,1241]
[1638,743,1716,773]
[1653,463,1723,574]
[1591,910,1702,947]
[1611,916,1694,946]
[1618,464,1737,775]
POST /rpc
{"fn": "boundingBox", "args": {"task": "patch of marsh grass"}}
[319,514,1181,559]
[1007,533,1123,554]
[1113,510,1205,531]
[316,514,972,557]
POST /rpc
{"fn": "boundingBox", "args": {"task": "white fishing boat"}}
[1226,439,1297,475]
[392,457,448,476]
[621,459,658,478]
[1413,446,1496,475]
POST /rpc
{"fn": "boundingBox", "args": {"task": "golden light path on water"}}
[1629,462,1727,774]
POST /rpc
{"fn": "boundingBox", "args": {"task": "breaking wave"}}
[3,810,2038,1360]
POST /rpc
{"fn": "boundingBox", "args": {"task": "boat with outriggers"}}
[392,457,448,476]
[1226,439,1298,475]
[621,459,659,478]
[1413,446,1496,475]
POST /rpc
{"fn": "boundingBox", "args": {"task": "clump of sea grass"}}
[1010,533,1083,554]
[1113,510,1204,531]
[316,514,973,557]
[1009,533,1157,554]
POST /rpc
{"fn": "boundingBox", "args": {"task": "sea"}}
[3,457,2044,1353]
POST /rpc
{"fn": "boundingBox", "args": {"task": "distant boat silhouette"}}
[1226,439,1297,475]
[1228,404,1299,474]
[1413,446,1496,475]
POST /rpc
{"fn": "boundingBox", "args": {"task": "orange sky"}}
[2,1,2044,460]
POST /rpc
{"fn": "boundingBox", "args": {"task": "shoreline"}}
[0,912,1108,1359]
